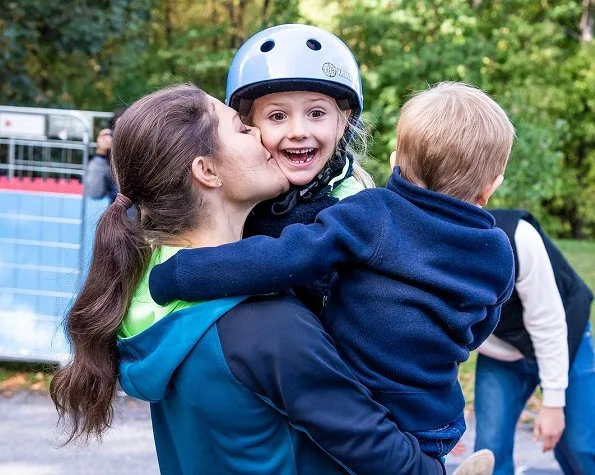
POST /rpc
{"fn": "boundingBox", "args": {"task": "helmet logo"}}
[322,62,337,77]
[322,62,353,82]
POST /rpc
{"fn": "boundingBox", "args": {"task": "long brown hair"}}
[50,84,220,443]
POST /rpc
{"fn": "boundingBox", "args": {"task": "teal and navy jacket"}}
[149,167,515,433]
[118,249,444,475]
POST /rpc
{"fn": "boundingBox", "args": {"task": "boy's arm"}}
[150,191,382,305]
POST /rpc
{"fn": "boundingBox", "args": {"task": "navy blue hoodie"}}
[150,168,515,433]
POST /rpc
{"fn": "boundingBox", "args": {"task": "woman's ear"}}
[191,156,222,189]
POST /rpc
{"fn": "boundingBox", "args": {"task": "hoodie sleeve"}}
[217,295,445,475]
[149,191,382,305]
[467,230,516,350]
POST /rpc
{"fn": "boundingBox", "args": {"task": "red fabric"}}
[0,177,83,194]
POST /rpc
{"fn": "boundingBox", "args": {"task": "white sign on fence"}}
[0,113,46,138]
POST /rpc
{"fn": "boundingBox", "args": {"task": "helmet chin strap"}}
[270,143,353,216]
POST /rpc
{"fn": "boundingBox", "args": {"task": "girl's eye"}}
[270,112,286,121]
[310,109,325,118]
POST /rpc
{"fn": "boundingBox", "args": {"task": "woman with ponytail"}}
[50,84,442,475]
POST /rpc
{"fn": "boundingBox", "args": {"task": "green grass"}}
[459,238,595,410]
[556,239,595,325]
[0,362,55,394]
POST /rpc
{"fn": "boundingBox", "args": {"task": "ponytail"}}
[50,84,220,444]
[50,198,150,443]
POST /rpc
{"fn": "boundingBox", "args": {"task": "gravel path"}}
[0,392,562,475]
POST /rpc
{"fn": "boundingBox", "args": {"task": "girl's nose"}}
[287,118,309,140]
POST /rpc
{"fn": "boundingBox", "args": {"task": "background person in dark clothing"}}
[475,209,595,475]
[83,109,125,202]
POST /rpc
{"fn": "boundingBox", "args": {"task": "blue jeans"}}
[412,412,466,458]
[474,323,595,474]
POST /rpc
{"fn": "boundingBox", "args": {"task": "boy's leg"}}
[554,323,595,474]
[411,412,466,457]
[474,354,538,475]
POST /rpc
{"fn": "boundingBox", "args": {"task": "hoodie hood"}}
[118,297,247,402]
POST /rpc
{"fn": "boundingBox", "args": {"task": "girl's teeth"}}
[284,148,316,164]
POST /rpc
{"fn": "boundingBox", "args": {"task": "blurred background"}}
[0,1,593,473]
[2,0,594,235]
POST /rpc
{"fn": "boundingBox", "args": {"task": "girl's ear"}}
[191,156,222,189]
[338,109,352,137]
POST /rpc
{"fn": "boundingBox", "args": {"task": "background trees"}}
[2,0,593,237]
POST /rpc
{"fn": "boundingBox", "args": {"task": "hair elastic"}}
[114,193,133,209]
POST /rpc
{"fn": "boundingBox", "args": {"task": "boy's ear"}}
[477,175,504,207]
[191,156,221,189]
[389,151,398,169]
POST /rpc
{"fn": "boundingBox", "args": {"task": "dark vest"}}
[489,209,592,364]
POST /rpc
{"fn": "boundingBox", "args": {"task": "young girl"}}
[218,24,374,314]
[226,24,374,240]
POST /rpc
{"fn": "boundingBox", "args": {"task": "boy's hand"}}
[532,406,565,452]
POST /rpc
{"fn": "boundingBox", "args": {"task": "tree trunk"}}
[164,0,175,75]
[580,0,593,42]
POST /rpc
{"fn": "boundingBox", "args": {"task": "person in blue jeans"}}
[475,210,595,475]
[150,82,517,459]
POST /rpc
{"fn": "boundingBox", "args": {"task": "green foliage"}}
[0,0,153,108]
[335,0,595,238]
[1,0,593,237]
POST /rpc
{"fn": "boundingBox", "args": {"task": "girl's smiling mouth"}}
[282,148,317,164]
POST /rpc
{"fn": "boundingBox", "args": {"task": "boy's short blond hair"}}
[396,82,515,203]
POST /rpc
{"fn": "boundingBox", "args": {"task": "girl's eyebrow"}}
[261,98,331,109]
[260,102,286,109]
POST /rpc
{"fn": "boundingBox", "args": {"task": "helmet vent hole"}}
[260,40,275,52]
[306,39,322,51]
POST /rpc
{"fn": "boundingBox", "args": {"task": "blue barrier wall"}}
[0,186,109,363]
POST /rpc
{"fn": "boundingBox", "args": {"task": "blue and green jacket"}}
[118,248,444,475]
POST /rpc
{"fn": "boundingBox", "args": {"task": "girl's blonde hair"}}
[338,112,375,188]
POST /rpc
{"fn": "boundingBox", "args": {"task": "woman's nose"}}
[250,126,262,140]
